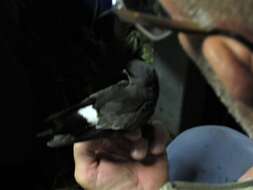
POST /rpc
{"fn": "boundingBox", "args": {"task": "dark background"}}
[0,0,242,189]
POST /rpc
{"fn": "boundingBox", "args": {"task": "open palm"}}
[74,125,169,190]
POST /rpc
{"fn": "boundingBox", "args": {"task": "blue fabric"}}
[167,126,253,184]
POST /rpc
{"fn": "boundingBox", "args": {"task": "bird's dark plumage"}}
[38,60,159,147]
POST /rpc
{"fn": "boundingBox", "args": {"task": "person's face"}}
[159,0,253,101]
[160,0,253,45]
[160,0,253,137]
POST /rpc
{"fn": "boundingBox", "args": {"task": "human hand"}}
[73,122,169,190]
[239,167,253,182]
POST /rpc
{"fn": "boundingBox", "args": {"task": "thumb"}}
[239,167,253,182]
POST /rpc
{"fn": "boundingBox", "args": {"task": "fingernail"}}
[151,144,165,155]
[131,140,148,160]
[131,149,145,160]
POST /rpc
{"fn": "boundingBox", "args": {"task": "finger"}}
[202,36,253,104]
[149,121,170,155]
[73,142,98,189]
[239,167,253,182]
[130,138,149,160]
[74,141,96,164]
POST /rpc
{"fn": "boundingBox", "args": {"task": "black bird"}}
[38,60,159,148]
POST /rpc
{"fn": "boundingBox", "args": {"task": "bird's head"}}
[125,60,159,88]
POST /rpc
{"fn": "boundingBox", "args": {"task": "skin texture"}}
[160,0,253,138]
[240,167,253,182]
[202,36,253,104]
[74,122,169,190]
[160,0,253,43]
[74,1,253,189]
[160,0,253,181]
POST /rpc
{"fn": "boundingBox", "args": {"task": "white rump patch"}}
[78,105,99,125]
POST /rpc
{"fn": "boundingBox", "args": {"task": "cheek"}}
[203,36,253,104]
[225,65,253,104]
